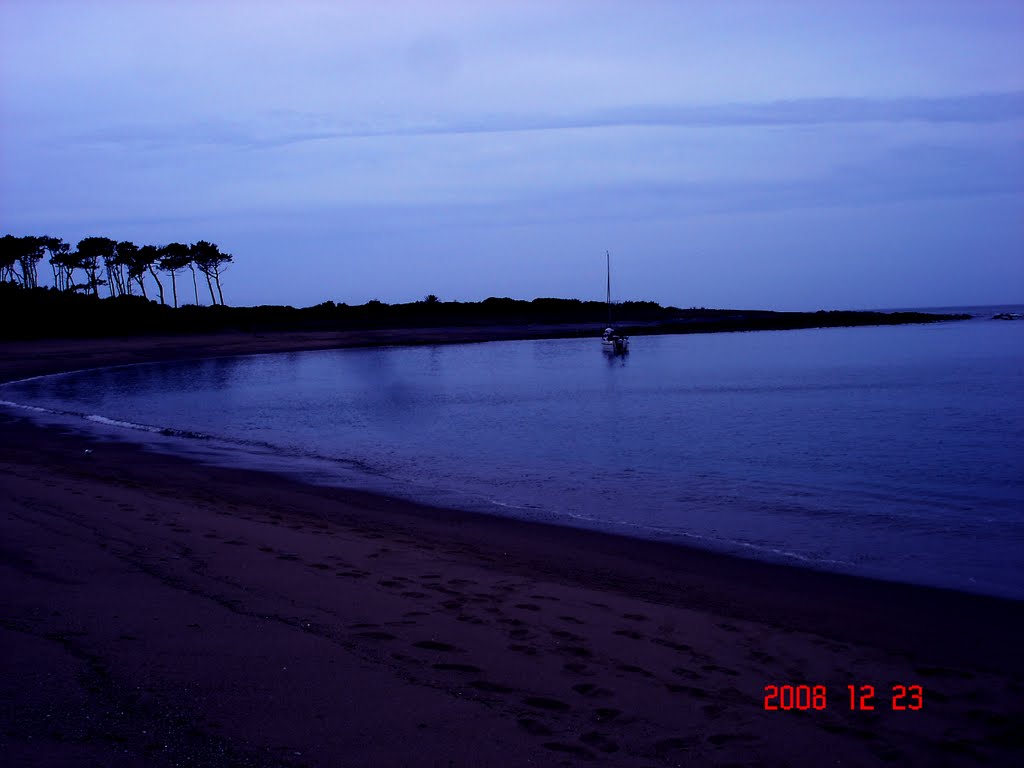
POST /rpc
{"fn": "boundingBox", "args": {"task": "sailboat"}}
[601,251,629,354]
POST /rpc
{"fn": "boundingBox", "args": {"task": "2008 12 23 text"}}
[763,684,923,711]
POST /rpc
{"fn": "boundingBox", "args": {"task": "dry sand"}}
[1,332,1022,767]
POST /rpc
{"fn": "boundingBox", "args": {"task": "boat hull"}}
[601,338,629,354]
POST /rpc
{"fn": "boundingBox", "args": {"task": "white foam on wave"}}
[84,414,163,433]
[2,394,180,438]
[550,507,856,568]
[0,399,50,413]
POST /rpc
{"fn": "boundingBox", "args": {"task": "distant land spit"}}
[0,283,968,342]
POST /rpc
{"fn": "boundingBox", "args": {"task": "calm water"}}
[4,308,1023,597]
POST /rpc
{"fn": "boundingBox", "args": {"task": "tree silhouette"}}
[0,235,47,288]
[139,245,164,304]
[104,245,126,297]
[116,241,144,296]
[22,237,45,289]
[158,243,191,308]
[189,241,218,305]
[0,235,23,284]
[1,231,238,310]
[41,237,72,290]
[75,237,116,297]
[191,241,231,305]
[186,250,200,305]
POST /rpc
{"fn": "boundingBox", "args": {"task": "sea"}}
[3,305,1022,598]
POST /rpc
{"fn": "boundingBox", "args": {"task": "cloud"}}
[523,141,1024,222]
[63,91,1024,151]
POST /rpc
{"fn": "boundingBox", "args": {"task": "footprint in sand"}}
[651,637,691,652]
[614,629,644,640]
[702,703,726,718]
[516,718,552,736]
[413,640,459,652]
[551,629,582,641]
[508,643,538,656]
[915,665,974,680]
[617,664,653,677]
[542,742,593,759]
[523,696,570,712]
[671,666,702,681]
[701,663,739,676]
[337,570,369,579]
[557,645,592,659]
[580,731,620,753]
[593,707,621,722]
[357,631,397,640]
[665,683,708,698]
[572,683,613,698]
[708,732,759,747]
[469,680,515,694]
[424,583,460,596]
[654,736,701,757]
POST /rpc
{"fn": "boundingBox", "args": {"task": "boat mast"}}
[606,250,612,325]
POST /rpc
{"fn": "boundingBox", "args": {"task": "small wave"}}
[85,414,164,433]
[2,396,218,442]
[1,393,392,482]
[0,399,51,413]
[493,503,856,569]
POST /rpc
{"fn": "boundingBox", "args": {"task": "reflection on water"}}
[3,312,1023,597]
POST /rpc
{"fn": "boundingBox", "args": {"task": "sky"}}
[1,0,1022,310]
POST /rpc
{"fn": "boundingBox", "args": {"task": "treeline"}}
[0,280,968,341]
[0,285,675,339]
[0,234,232,307]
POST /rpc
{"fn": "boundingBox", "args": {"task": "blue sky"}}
[2,0,1022,309]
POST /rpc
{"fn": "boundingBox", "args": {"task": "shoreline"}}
[1,321,1016,601]
[2,329,1023,766]
[0,310,973,382]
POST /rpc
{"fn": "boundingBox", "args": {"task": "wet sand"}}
[1,331,1023,766]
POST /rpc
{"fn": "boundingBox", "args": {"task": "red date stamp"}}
[763,684,923,711]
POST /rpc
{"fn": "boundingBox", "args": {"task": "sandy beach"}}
[2,332,1023,767]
